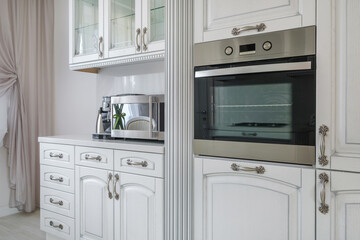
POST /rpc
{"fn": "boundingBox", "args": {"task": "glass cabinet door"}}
[107,0,140,57]
[72,0,104,62]
[142,0,165,52]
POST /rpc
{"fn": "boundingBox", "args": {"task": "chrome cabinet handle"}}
[231,23,266,36]
[50,175,64,182]
[107,173,113,199]
[319,172,329,214]
[50,198,63,206]
[142,27,148,51]
[318,125,329,166]
[49,221,63,230]
[113,174,120,200]
[85,154,102,161]
[98,36,103,57]
[127,159,148,168]
[231,163,265,174]
[136,28,141,52]
[49,152,63,159]
[242,132,257,137]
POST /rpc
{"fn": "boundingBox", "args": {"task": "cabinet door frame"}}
[193,157,315,240]
[69,0,105,64]
[316,170,360,239]
[75,166,114,240]
[193,0,315,43]
[114,172,164,240]
[141,0,165,53]
[104,0,142,58]
[317,0,360,172]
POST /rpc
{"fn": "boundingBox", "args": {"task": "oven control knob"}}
[224,46,233,55]
[263,41,272,51]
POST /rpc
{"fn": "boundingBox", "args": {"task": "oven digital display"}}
[239,43,256,55]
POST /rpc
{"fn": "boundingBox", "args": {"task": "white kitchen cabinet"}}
[69,0,165,70]
[194,157,315,240]
[317,0,360,172]
[194,0,315,43]
[75,166,114,240]
[316,170,360,239]
[114,172,164,240]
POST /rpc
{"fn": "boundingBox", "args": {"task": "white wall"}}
[53,0,165,136]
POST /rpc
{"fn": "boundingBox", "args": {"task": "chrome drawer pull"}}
[232,23,266,36]
[50,175,64,182]
[127,159,148,168]
[49,152,63,159]
[114,174,120,200]
[231,163,265,174]
[85,154,102,161]
[49,221,63,230]
[318,125,329,166]
[319,172,329,214]
[107,173,113,199]
[142,27,148,51]
[136,28,141,52]
[50,198,63,206]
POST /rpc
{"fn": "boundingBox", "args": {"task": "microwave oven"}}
[193,26,316,165]
[111,94,165,140]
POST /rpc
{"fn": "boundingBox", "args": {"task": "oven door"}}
[194,56,316,165]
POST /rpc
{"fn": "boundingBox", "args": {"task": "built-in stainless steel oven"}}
[194,26,316,165]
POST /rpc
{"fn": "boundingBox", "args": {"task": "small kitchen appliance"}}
[194,26,316,165]
[93,96,112,139]
[111,94,165,140]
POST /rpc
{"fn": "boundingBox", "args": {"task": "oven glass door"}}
[194,56,316,146]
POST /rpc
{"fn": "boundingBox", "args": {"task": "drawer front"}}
[40,143,75,169]
[40,187,74,218]
[40,209,75,240]
[40,165,75,193]
[114,150,164,178]
[75,146,113,170]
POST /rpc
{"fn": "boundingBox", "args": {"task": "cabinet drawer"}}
[40,209,74,240]
[75,146,113,170]
[40,143,74,169]
[40,165,75,193]
[201,157,302,187]
[114,150,164,178]
[40,187,74,218]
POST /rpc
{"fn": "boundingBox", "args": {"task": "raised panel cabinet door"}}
[69,0,105,64]
[104,0,142,58]
[316,170,360,240]
[114,172,164,240]
[194,0,315,43]
[194,157,315,240]
[141,0,165,52]
[75,166,114,240]
[317,0,360,172]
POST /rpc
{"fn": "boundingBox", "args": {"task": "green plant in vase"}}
[113,104,126,130]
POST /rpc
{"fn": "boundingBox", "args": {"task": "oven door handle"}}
[194,61,312,78]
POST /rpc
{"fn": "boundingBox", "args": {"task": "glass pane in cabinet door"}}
[150,0,165,42]
[74,0,99,56]
[110,0,135,50]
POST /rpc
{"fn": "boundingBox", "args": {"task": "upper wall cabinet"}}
[69,0,165,70]
[194,0,316,43]
[317,0,360,172]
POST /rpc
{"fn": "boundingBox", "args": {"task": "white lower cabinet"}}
[75,166,114,240]
[75,167,164,240]
[316,170,360,240]
[194,157,315,240]
[114,172,164,240]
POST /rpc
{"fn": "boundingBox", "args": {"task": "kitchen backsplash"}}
[96,61,165,108]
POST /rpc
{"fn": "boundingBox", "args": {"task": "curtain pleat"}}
[0,0,54,212]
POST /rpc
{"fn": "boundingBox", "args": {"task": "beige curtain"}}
[0,0,53,212]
